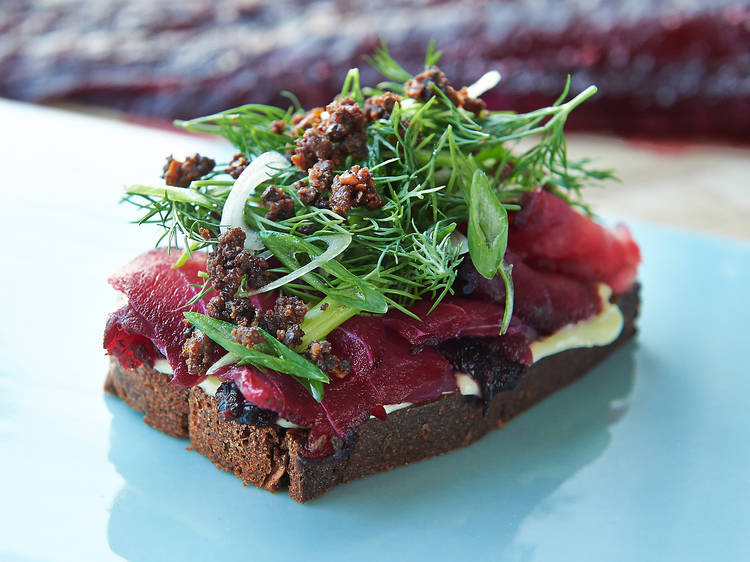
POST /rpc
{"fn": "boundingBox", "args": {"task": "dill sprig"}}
[122,43,612,398]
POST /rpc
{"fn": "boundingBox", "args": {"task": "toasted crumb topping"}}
[225,153,249,179]
[260,295,308,348]
[306,340,351,379]
[296,159,335,207]
[405,66,485,115]
[162,153,215,187]
[207,228,270,299]
[330,165,382,217]
[291,97,368,172]
[261,185,295,221]
[232,325,265,349]
[364,92,402,121]
[181,329,215,375]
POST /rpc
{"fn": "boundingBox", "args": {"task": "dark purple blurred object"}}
[1,0,748,139]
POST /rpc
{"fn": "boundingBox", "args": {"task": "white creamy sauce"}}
[530,284,624,362]
[276,418,304,429]
[197,375,221,397]
[383,402,413,414]
[153,359,173,375]
[455,373,481,397]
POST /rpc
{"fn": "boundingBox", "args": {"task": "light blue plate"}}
[1,216,748,561]
[0,98,748,561]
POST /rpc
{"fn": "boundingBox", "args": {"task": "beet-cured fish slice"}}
[327,316,386,377]
[217,364,323,429]
[104,304,160,370]
[457,251,603,336]
[509,190,641,293]
[368,330,457,406]
[107,249,208,386]
[383,298,507,346]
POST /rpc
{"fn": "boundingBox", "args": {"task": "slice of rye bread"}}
[105,363,190,438]
[105,285,639,501]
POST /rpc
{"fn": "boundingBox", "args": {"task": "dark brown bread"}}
[105,285,639,501]
[188,389,291,492]
[105,361,190,438]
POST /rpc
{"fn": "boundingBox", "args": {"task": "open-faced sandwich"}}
[104,44,641,502]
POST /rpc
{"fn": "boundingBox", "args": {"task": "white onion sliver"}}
[220,151,290,252]
[449,230,469,255]
[250,233,352,295]
[466,70,501,99]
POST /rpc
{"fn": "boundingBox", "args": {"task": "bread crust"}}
[105,361,190,438]
[105,285,639,501]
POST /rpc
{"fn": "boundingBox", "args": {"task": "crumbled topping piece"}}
[364,92,402,121]
[181,329,214,376]
[162,153,215,187]
[296,159,335,206]
[207,227,270,299]
[405,66,486,115]
[232,325,265,349]
[270,120,286,134]
[330,165,382,216]
[291,97,367,172]
[261,185,295,221]
[225,153,249,179]
[291,107,324,134]
[306,340,351,378]
[260,295,307,348]
[207,295,257,326]
[405,66,460,105]
[456,86,487,115]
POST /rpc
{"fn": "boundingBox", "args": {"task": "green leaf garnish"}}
[467,169,508,279]
[183,312,329,401]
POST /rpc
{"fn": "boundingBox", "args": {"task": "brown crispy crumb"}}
[296,159,335,206]
[456,86,487,116]
[181,329,214,376]
[405,66,460,106]
[232,325,265,349]
[329,165,382,217]
[207,227,270,299]
[207,295,258,326]
[162,153,215,187]
[291,97,367,172]
[364,92,402,121]
[260,295,308,348]
[206,295,232,321]
[261,186,295,221]
[270,120,286,134]
[291,107,324,134]
[307,340,351,378]
[199,227,214,240]
[225,153,249,179]
[405,66,486,116]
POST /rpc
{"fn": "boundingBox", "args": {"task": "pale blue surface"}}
[1,217,749,561]
[1,103,748,561]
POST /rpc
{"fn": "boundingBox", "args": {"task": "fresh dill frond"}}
[123,43,612,332]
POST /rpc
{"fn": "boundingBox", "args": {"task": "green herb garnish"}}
[183,312,329,402]
[125,43,611,400]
